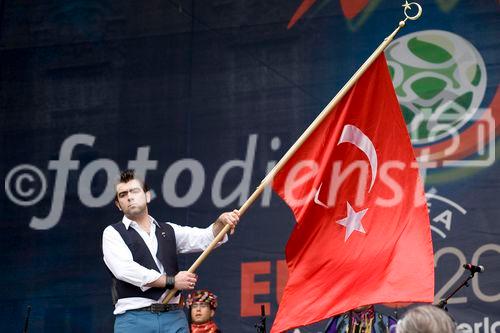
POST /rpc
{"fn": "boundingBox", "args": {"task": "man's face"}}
[191,302,214,324]
[115,179,150,218]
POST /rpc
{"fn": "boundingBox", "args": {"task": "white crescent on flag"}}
[337,124,378,191]
[314,124,378,207]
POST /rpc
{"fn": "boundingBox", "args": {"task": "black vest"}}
[109,221,179,303]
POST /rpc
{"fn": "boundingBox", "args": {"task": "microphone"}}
[463,264,485,274]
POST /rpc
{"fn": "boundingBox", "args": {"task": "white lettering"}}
[30,134,95,230]
[162,159,205,207]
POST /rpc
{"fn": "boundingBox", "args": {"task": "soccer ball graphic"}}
[385,30,487,145]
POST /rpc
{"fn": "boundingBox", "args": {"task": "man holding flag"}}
[147,4,433,332]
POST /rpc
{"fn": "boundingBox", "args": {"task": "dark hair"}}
[115,169,149,200]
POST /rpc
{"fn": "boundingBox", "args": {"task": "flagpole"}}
[163,1,422,304]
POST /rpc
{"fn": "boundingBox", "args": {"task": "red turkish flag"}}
[270,54,434,332]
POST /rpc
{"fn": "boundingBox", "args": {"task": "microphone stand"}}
[436,270,479,311]
[23,305,31,333]
[254,305,267,333]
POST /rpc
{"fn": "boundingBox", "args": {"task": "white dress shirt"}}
[102,215,227,314]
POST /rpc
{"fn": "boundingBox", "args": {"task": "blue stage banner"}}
[1,0,498,332]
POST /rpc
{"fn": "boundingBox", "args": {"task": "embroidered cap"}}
[186,290,218,309]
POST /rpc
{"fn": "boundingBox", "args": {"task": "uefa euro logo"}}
[386,30,494,169]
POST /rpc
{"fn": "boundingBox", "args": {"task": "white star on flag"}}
[336,202,368,241]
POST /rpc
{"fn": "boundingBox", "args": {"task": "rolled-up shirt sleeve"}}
[102,226,161,290]
[169,223,228,254]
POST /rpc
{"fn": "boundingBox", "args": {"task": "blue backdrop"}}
[1,0,499,332]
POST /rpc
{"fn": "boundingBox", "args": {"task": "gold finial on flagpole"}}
[400,1,423,27]
[385,1,422,42]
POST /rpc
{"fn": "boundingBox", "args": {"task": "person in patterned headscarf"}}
[186,290,221,333]
[324,305,397,333]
